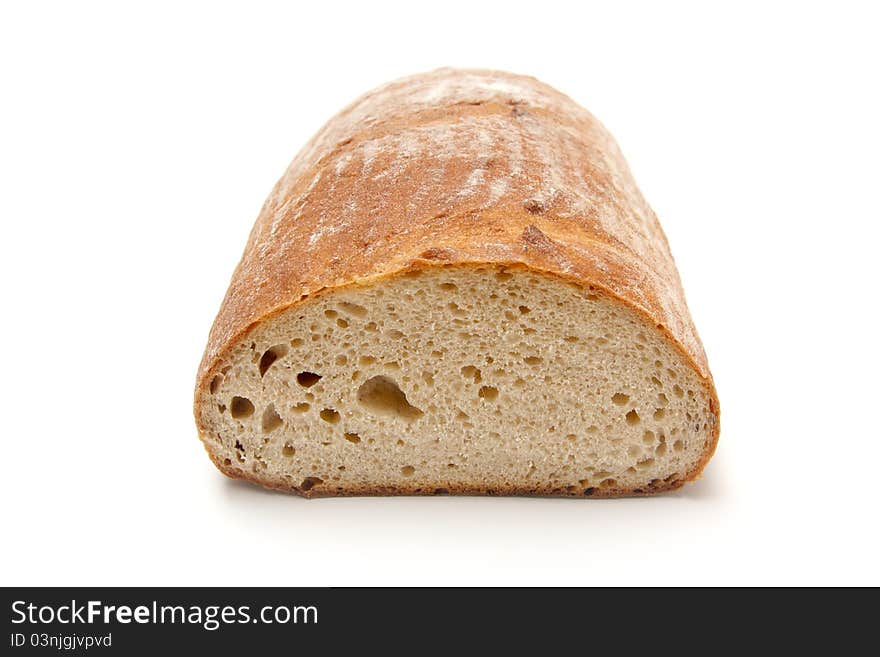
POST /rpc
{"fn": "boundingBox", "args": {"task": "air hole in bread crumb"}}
[217,404,226,413]
[478,385,499,400]
[292,402,310,413]
[338,302,367,317]
[320,408,340,424]
[282,444,295,458]
[523,356,542,366]
[357,375,423,421]
[643,430,655,444]
[626,410,640,425]
[223,458,232,466]
[336,318,349,328]
[656,442,667,457]
[300,477,323,491]
[564,335,579,343]
[344,432,360,444]
[297,371,322,387]
[259,344,288,377]
[673,440,684,452]
[518,305,531,314]
[448,302,465,316]
[335,354,347,366]
[388,329,405,340]
[496,270,513,281]
[230,396,254,418]
[439,282,457,291]
[262,404,283,432]
[673,384,684,398]
[401,466,415,476]
[460,365,482,383]
[612,393,629,406]
[657,393,669,406]
[360,355,376,366]
[210,375,223,394]
[653,408,666,420]
[637,458,655,470]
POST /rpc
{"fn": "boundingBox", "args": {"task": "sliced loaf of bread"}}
[194,68,719,497]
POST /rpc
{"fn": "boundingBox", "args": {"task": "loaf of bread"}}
[194,68,719,497]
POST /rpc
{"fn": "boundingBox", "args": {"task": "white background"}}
[1,1,878,586]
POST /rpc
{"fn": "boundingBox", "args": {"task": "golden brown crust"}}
[195,68,719,497]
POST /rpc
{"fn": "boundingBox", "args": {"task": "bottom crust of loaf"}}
[196,264,718,498]
[209,453,691,498]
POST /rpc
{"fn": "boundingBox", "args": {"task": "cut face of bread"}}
[197,265,716,497]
